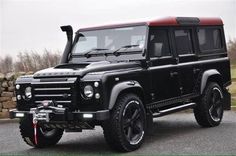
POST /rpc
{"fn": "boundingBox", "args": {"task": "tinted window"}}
[149,30,170,57]
[174,29,193,55]
[72,26,147,55]
[197,28,222,52]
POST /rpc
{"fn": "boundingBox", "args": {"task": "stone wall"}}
[0,72,32,118]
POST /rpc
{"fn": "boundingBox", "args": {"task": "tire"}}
[194,82,224,127]
[103,93,146,152]
[19,116,64,148]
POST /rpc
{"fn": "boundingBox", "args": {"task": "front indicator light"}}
[94,82,99,87]
[95,93,100,99]
[17,95,21,100]
[16,84,20,90]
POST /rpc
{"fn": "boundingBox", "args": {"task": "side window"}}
[197,28,222,52]
[174,29,193,55]
[149,29,171,57]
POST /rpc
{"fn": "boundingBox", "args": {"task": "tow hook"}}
[31,100,55,145]
[32,117,38,145]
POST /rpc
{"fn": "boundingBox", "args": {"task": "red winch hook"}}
[33,118,38,145]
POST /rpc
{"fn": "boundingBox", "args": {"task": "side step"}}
[65,129,82,132]
[152,102,196,118]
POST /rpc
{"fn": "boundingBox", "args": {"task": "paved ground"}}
[0,111,236,155]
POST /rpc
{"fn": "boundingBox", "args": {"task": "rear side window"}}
[174,29,193,55]
[197,28,222,52]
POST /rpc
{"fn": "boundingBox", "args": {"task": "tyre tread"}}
[103,93,145,152]
[194,82,223,127]
[19,117,63,148]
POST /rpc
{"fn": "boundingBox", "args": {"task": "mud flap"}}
[146,112,154,135]
[223,89,231,110]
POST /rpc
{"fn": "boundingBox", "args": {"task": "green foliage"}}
[230,65,236,106]
[231,65,236,80]
[232,98,236,106]
[228,39,236,60]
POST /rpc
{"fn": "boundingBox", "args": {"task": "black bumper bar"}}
[9,109,110,122]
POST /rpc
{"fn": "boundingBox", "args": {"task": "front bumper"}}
[9,108,110,122]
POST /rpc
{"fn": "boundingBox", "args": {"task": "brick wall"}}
[0,72,32,118]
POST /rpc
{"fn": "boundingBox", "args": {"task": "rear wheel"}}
[103,93,146,152]
[194,82,224,127]
[19,116,64,148]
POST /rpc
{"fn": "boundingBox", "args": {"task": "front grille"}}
[32,78,77,109]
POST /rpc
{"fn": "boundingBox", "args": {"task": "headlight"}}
[25,86,32,99]
[83,85,94,98]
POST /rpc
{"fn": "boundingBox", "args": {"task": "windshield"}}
[71,26,147,56]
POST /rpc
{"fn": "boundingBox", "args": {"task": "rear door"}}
[172,28,199,97]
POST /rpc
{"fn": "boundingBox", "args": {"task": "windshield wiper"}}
[112,45,139,56]
[83,48,109,58]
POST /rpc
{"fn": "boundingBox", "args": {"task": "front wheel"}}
[194,82,224,127]
[19,116,64,148]
[103,93,146,152]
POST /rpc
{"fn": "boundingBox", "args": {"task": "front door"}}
[148,28,181,102]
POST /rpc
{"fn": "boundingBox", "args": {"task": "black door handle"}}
[170,71,178,77]
[193,68,200,74]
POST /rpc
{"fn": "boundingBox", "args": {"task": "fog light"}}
[17,95,21,100]
[15,113,24,118]
[16,84,20,90]
[83,114,93,118]
[95,93,100,99]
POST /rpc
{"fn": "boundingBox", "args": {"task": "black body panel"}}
[13,23,231,125]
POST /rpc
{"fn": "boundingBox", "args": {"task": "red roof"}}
[79,17,223,31]
[198,17,223,25]
[147,16,223,26]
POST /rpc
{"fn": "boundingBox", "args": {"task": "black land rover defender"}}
[10,17,231,152]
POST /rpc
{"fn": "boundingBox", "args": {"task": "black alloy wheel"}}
[103,93,146,152]
[208,87,223,122]
[194,82,224,127]
[122,100,145,145]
